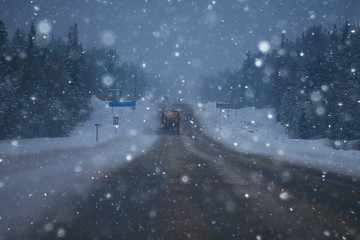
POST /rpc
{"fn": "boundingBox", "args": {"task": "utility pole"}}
[95,123,100,142]
[219,107,221,129]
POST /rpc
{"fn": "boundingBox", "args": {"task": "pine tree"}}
[340,22,360,139]
[238,52,254,107]
[0,77,17,138]
[8,28,26,80]
[65,23,90,122]
[0,20,14,138]
[0,20,8,77]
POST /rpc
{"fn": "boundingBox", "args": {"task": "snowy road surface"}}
[1,104,360,239]
[0,130,156,239]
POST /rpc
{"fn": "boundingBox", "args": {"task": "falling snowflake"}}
[181,175,189,183]
[255,59,263,67]
[279,190,289,200]
[102,74,114,87]
[57,228,66,238]
[37,20,52,34]
[258,41,271,53]
[101,30,116,46]
[310,91,322,102]
[126,155,132,161]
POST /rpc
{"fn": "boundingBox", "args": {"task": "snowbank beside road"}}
[0,96,158,157]
[0,97,159,235]
[195,102,360,177]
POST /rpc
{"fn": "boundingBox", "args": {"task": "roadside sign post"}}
[216,102,230,129]
[95,123,100,142]
[219,108,221,129]
[235,100,240,117]
[113,116,119,134]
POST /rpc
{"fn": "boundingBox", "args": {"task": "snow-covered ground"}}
[0,96,158,157]
[0,96,159,234]
[195,102,360,177]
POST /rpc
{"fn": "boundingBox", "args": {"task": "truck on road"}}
[160,110,180,135]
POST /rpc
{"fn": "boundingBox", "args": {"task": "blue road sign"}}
[95,123,100,127]
[109,101,136,107]
[113,116,119,125]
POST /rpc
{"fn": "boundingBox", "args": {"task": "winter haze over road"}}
[1,101,359,239]
[1,0,360,239]
[1,0,360,96]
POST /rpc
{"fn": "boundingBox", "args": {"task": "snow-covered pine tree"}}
[65,23,91,123]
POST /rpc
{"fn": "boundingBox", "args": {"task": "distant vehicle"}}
[160,110,180,134]
[184,113,194,121]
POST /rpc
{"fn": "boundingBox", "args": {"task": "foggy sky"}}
[1,0,359,97]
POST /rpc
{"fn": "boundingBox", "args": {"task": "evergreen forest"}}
[201,22,360,140]
[0,20,147,139]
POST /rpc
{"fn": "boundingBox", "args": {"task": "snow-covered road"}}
[1,100,359,239]
[6,103,358,240]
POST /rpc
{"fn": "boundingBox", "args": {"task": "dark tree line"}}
[200,51,275,109]
[85,47,147,101]
[0,20,147,139]
[201,21,360,140]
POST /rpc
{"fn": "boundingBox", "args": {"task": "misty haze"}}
[0,0,359,239]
